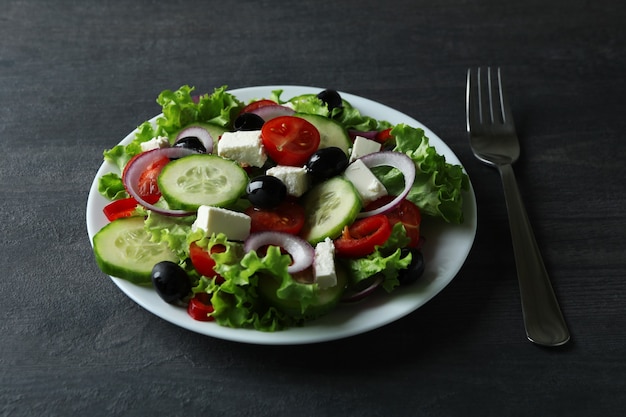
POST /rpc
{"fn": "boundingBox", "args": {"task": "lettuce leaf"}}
[97,172,127,201]
[143,211,196,259]
[283,91,392,132]
[373,124,469,224]
[156,85,242,135]
[340,222,412,292]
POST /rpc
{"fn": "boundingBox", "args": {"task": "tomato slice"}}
[240,99,277,114]
[189,242,226,283]
[334,214,392,258]
[375,128,393,143]
[187,292,215,321]
[136,156,170,204]
[122,154,170,205]
[261,116,321,166]
[365,196,422,247]
[102,197,140,221]
[245,199,306,235]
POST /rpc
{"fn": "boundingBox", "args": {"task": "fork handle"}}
[498,163,570,346]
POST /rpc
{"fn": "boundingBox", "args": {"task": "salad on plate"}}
[89,85,470,333]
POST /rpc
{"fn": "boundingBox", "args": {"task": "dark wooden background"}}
[2,0,625,416]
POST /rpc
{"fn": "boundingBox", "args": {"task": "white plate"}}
[86,85,477,345]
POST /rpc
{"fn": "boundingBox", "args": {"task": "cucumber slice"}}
[257,264,348,319]
[295,113,351,155]
[301,176,362,244]
[158,154,248,211]
[93,216,178,285]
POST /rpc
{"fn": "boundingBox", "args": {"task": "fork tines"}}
[466,67,514,129]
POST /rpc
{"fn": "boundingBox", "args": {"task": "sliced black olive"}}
[151,261,192,303]
[173,136,206,153]
[317,89,343,112]
[397,248,425,285]
[306,147,349,181]
[234,112,265,131]
[246,175,287,209]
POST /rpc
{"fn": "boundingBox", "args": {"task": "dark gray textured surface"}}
[2,0,625,416]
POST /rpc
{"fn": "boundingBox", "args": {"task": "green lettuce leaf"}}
[284,92,392,132]
[373,124,469,223]
[340,223,412,292]
[97,172,127,201]
[156,85,242,135]
[143,211,196,259]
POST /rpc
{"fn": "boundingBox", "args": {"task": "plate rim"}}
[86,84,477,345]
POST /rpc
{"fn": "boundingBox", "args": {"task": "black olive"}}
[234,112,265,131]
[246,175,287,209]
[174,136,206,153]
[317,89,343,112]
[306,147,349,181]
[397,248,425,285]
[151,261,192,303]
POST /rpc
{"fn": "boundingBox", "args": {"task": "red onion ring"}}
[341,276,383,302]
[244,231,314,274]
[355,151,416,218]
[122,147,198,217]
[249,104,295,121]
[175,125,214,153]
[348,129,378,140]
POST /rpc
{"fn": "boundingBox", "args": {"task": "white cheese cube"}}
[266,165,309,197]
[342,159,388,204]
[192,205,251,241]
[349,136,382,163]
[313,238,337,289]
[217,130,267,167]
[140,136,170,152]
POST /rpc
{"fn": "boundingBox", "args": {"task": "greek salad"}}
[91,85,469,332]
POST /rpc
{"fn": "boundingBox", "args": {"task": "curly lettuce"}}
[373,124,469,223]
[340,223,412,292]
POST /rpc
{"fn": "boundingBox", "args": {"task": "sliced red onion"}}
[175,125,214,153]
[341,276,383,302]
[244,231,314,274]
[249,104,295,121]
[348,129,378,140]
[122,147,197,217]
[356,151,416,218]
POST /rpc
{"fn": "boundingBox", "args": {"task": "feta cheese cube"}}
[342,159,388,204]
[313,238,337,289]
[140,136,170,152]
[217,130,267,167]
[349,135,382,163]
[266,165,309,197]
[192,205,251,241]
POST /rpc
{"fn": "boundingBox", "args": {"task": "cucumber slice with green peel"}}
[158,154,248,211]
[301,176,362,244]
[295,113,351,155]
[257,263,348,319]
[93,216,178,285]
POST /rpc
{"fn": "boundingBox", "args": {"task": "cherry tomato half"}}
[245,199,306,235]
[375,128,394,143]
[189,242,226,283]
[261,116,321,166]
[334,214,392,258]
[122,154,170,204]
[137,156,170,204]
[187,292,215,321]
[365,196,422,247]
[240,99,277,114]
[102,197,140,221]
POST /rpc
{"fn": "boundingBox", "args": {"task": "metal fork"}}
[466,67,570,346]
